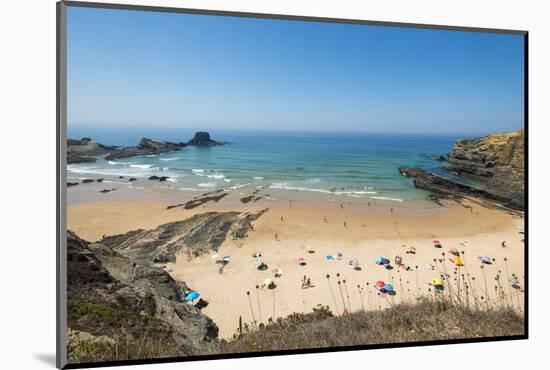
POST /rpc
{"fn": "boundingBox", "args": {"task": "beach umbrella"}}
[460,241,469,247]
[349,259,360,268]
[448,247,460,256]
[184,291,200,302]
[326,255,335,261]
[375,281,385,288]
[432,278,443,286]
[479,256,492,264]
[432,240,441,245]
[424,263,435,270]
[384,283,394,292]
[305,245,315,253]
[452,256,464,266]
[375,257,384,265]
[273,269,282,277]
[297,257,306,265]
[377,291,388,298]
[261,278,274,289]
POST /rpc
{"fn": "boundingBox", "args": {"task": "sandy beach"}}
[68,189,525,339]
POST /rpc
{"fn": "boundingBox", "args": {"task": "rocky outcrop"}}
[187,132,223,147]
[399,167,522,211]
[105,138,185,161]
[445,129,524,208]
[67,230,219,362]
[100,210,268,264]
[167,193,228,210]
[67,138,117,164]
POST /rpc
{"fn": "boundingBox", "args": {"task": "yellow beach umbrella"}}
[432,278,443,286]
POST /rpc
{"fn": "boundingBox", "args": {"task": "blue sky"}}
[67,6,524,135]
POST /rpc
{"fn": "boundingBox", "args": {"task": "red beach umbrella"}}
[375,281,385,288]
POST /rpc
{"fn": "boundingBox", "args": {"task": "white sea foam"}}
[223,178,232,182]
[228,183,252,190]
[160,157,178,161]
[207,173,225,179]
[130,164,153,169]
[192,169,205,173]
[269,183,377,196]
[370,196,404,202]
[198,182,217,188]
[253,176,264,180]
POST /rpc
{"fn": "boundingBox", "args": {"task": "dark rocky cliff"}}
[67,138,117,164]
[446,129,524,208]
[104,138,185,161]
[66,231,219,362]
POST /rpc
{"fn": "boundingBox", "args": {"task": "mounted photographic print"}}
[57,1,527,368]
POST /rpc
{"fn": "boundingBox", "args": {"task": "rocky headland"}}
[105,138,185,161]
[66,230,219,362]
[67,138,117,164]
[67,132,224,164]
[401,129,525,211]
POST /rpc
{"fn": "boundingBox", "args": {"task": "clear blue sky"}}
[67,6,524,135]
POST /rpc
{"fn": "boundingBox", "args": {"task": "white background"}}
[0,0,547,369]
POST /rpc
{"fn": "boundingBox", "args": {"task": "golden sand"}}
[68,196,525,339]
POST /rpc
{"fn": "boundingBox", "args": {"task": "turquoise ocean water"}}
[67,127,480,203]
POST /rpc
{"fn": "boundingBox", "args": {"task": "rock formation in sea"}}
[67,137,117,164]
[68,132,223,165]
[187,131,223,147]
[105,138,185,161]
[445,129,524,208]
[66,230,219,361]
[399,167,521,210]
[400,129,525,211]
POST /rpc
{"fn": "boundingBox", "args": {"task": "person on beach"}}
[306,278,315,288]
[281,216,284,222]
[390,208,394,214]
[324,216,327,223]
[301,275,307,289]
[275,233,278,240]
[344,221,347,228]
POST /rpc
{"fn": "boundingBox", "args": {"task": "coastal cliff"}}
[67,230,219,362]
[67,138,117,164]
[446,129,524,207]
[401,129,524,211]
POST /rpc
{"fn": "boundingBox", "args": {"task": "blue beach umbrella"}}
[375,257,384,265]
[185,291,200,302]
[384,284,394,292]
